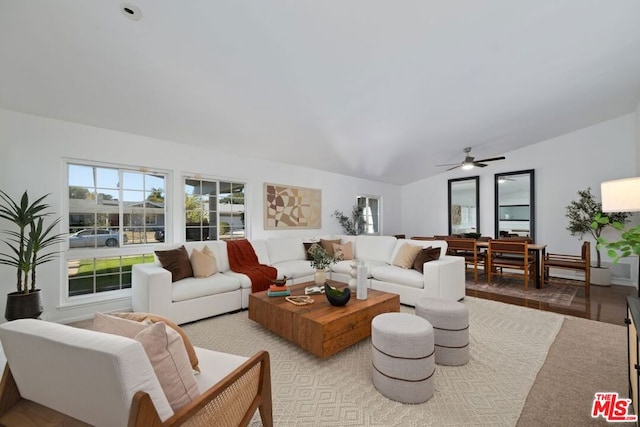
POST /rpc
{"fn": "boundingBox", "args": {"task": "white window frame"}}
[61,158,171,307]
[183,174,249,242]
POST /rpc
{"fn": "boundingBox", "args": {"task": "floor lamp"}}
[601,177,640,297]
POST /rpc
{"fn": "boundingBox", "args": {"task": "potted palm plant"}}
[0,190,65,320]
[565,188,629,285]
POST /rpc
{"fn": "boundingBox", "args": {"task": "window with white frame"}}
[357,195,380,235]
[66,162,167,297]
[184,177,246,241]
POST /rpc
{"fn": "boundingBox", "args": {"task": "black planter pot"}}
[5,289,43,321]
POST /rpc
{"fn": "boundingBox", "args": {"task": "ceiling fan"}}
[436,147,506,171]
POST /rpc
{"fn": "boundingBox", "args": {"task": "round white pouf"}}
[371,312,435,404]
[415,297,469,366]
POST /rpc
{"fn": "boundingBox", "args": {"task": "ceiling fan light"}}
[462,163,474,170]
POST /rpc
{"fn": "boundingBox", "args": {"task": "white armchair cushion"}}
[193,347,249,393]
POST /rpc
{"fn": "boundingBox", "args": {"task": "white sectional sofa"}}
[132,235,465,325]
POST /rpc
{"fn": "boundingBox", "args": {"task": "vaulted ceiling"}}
[1,1,639,184]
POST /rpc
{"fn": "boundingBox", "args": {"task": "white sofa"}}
[132,236,465,325]
[0,318,272,427]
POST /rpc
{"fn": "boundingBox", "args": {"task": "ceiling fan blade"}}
[436,162,462,167]
[474,156,506,163]
[474,163,488,168]
[446,165,462,171]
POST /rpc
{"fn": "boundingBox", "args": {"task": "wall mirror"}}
[494,169,535,241]
[448,176,480,236]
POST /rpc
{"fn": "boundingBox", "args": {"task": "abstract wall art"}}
[264,183,321,229]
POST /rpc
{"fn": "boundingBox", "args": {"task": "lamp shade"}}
[601,177,640,212]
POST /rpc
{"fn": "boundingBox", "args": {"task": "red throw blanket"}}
[227,239,278,292]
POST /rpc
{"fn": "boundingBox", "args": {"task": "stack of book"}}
[267,284,290,297]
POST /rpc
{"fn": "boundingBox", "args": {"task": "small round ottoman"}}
[415,297,469,366]
[371,312,435,404]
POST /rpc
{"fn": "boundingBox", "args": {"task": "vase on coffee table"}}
[314,269,327,286]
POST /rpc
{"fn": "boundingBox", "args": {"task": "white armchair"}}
[0,319,272,427]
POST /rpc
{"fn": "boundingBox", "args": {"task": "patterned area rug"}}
[182,297,563,426]
[466,276,579,306]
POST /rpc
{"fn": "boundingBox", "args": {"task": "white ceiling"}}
[1,1,639,185]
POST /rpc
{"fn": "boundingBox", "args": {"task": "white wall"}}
[0,108,401,323]
[402,113,637,278]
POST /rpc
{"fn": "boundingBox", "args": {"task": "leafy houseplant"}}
[595,218,640,263]
[0,190,65,320]
[307,243,341,286]
[333,205,365,236]
[307,243,341,270]
[565,188,629,285]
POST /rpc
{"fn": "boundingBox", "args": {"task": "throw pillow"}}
[93,313,199,411]
[190,245,217,278]
[412,246,441,272]
[303,242,314,261]
[392,243,423,269]
[133,322,200,411]
[155,245,193,282]
[332,241,353,260]
[320,239,341,256]
[110,312,200,372]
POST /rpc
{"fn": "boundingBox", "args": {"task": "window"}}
[185,177,246,241]
[357,195,381,235]
[66,162,168,298]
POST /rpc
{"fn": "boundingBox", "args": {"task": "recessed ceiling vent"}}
[121,3,142,20]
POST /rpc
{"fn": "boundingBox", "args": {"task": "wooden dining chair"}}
[446,237,484,283]
[543,241,590,296]
[486,240,536,290]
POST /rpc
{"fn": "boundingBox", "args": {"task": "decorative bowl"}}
[324,284,351,306]
[268,276,288,286]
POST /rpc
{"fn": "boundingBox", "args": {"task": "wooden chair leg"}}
[585,266,590,297]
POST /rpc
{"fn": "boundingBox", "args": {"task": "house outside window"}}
[357,195,381,235]
[66,162,167,298]
[184,178,246,241]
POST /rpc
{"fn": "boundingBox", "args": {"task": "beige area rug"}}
[181,297,563,426]
[466,276,579,306]
[518,316,631,427]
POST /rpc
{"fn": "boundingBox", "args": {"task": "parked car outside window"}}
[69,229,127,248]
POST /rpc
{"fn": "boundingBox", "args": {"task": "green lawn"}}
[70,254,154,296]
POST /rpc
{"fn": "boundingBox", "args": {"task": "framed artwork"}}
[264,183,321,229]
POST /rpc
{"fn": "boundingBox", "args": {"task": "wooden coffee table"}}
[248,281,400,358]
